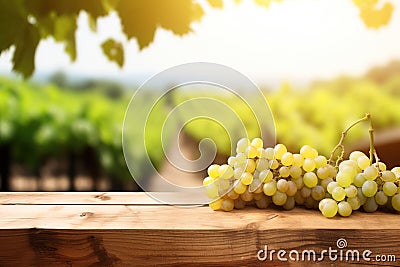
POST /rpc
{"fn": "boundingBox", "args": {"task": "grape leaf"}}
[352,0,393,29]
[207,0,224,9]
[101,39,124,68]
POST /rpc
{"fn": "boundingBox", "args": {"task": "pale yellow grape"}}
[244,159,256,173]
[249,178,262,192]
[206,184,219,198]
[234,181,247,194]
[300,186,311,198]
[234,167,244,180]
[293,177,304,189]
[378,162,387,171]
[265,147,275,160]
[349,151,366,161]
[345,185,358,198]
[259,169,273,183]
[219,164,234,179]
[311,185,325,201]
[263,180,277,196]
[274,144,287,160]
[332,186,346,201]
[227,190,239,200]
[218,178,231,191]
[283,196,295,210]
[251,137,263,149]
[336,171,353,187]
[363,197,378,212]
[327,181,339,194]
[375,191,388,205]
[317,166,330,179]
[303,172,318,188]
[363,165,379,180]
[338,201,352,217]
[227,156,236,167]
[246,145,258,159]
[289,166,302,179]
[277,179,289,192]
[234,198,246,209]
[362,180,378,197]
[272,191,287,206]
[392,194,400,212]
[279,166,290,178]
[293,154,304,167]
[392,167,400,179]
[300,145,318,158]
[314,155,327,168]
[303,158,316,172]
[357,155,370,170]
[320,177,333,190]
[240,172,253,185]
[209,198,223,210]
[353,173,366,187]
[339,160,357,172]
[203,177,214,186]
[270,159,279,170]
[383,182,397,196]
[234,161,245,170]
[236,138,250,153]
[281,152,294,166]
[235,153,246,164]
[327,165,337,177]
[256,158,269,172]
[207,164,220,178]
[286,181,298,196]
[347,197,361,210]
[381,171,396,182]
[240,189,254,202]
[221,198,234,211]
[257,148,267,158]
[319,198,338,218]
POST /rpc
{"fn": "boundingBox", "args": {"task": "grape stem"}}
[328,113,377,166]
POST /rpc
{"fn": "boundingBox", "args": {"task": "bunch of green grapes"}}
[320,152,400,218]
[204,138,336,213]
[203,138,400,218]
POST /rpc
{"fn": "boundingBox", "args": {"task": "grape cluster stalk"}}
[203,114,400,218]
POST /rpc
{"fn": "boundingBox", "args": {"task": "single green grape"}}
[272,191,287,206]
[362,180,378,197]
[274,144,287,160]
[338,201,352,217]
[263,180,277,196]
[303,172,318,188]
[332,186,346,201]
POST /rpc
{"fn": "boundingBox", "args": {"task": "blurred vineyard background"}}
[1,60,400,191]
[1,0,400,191]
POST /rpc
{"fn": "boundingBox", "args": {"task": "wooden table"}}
[0,192,399,266]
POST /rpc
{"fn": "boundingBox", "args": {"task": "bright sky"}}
[1,0,400,86]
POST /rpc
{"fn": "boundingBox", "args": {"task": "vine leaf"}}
[352,0,393,29]
[101,39,124,68]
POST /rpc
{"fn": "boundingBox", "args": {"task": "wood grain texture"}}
[0,193,400,266]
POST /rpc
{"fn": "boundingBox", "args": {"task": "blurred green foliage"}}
[0,77,166,182]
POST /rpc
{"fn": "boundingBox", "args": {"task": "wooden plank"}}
[0,192,203,205]
[1,193,400,266]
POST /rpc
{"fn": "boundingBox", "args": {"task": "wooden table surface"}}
[0,192,399,266]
